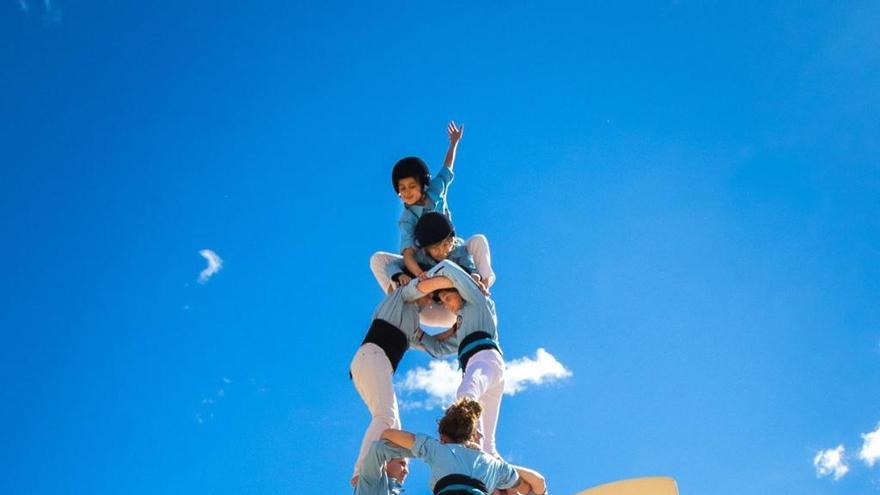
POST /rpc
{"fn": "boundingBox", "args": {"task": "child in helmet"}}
[385,212,488,294]
[370,122,496,326]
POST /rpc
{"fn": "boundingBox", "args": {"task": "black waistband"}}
[457,331,501,373]
[362,319,408,372]
[433,474,488,495]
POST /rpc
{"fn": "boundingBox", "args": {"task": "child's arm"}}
[428,260,485,303]
[443,121,464,171]
[381,429,416,450]
[512,466,547,495]
[402,248,425,279]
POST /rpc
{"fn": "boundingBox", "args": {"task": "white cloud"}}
[814,445,849,480]
[396,348,572,409]
[860,424,880,467]
[197,249,223,284]
[398,359,461,409]
[504,348,573,395]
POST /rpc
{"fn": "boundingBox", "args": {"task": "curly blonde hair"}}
[438,398,482,443]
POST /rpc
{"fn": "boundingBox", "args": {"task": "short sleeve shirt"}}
[398,166,455,252]
[410,434,520,492]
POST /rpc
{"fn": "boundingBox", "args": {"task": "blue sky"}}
[2,1,879,494]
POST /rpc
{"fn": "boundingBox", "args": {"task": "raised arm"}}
[416,274,454,294]
[430,260,485,303]
[443,121,464,171]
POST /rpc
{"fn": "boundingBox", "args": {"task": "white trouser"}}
[456,348,505,457]
[466,234,496,287]
[369,234,495,328]
[350,343,401,477]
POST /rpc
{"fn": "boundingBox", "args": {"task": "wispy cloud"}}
[194,376,267,425]
[197,249,223,284]
[859,424,880,467]
[18,0,29,12]
[814,445,849,480]
[396,348,572,409]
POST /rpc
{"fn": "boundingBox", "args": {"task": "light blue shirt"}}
[418,327,460,359]
[355,441,413,495]
[414,237,478,275]
[403,260,499,343]
[410,433,520,493]
[398,166,454,252]
[387,278,460,358]
[382,239,477,282]
[373,286,422,346]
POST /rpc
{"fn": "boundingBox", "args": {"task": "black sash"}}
[361,319,408,372]
[433,474,488,495]
[457,331,501,372]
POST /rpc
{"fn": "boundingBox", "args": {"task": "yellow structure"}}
[574,476,678,495]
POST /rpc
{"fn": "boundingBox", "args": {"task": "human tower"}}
[350,122,548,495]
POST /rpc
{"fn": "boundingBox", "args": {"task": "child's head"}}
[415,212,456,260]
[392,157,430,206]
[438,398,482,444]
[385,457,410,483]
[433,288,463,312]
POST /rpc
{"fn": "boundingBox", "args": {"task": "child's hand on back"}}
[397,274,412,287]
[448,121,464,144]
[418,272,430,281]
[471,273,490,296]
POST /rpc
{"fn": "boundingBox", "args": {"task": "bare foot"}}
[350,474,359,487]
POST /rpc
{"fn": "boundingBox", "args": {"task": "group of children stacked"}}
[350,123,548,495]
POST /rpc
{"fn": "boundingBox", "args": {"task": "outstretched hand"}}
[447,121,464,144]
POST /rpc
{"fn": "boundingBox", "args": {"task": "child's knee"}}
[370,251,389,267]
[467,234,489,249]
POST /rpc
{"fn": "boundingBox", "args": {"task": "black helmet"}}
[415,212,455,247]
[392,157,430,192]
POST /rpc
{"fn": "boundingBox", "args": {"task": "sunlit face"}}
[386,458,409,483]
[426,236,455,261]
[438,290,463,312]
[397,177,423,205]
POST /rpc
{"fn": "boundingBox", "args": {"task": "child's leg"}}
[418,302,458,328]
[350,344,401,477]
[477,359,505,457]
[466,234,496,287]
[370,251,405,294]
[456,349,505,457]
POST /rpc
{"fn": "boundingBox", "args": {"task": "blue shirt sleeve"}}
[398,209,418,253]
[410,433,440,463]
[448,244,477,275]
[430,260,484,304]
[494,461,522,490]
[400,278,429,302]
[427,166,454,205]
